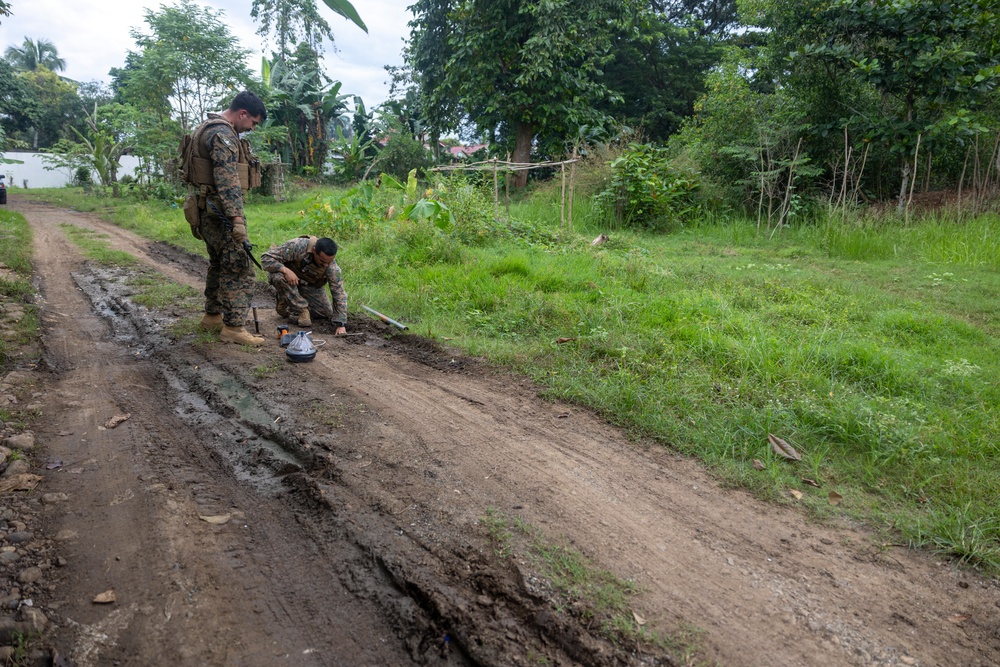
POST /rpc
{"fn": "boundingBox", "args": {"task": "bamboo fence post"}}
[569,147,577,233]
[560,160,566,233]
[906,134,922,226]
[493,158,499,218]
[505,152,511,214]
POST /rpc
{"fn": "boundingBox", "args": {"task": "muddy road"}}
[3,198,998,666]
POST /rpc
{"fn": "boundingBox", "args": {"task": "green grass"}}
[25,184,1000,572]
[127,273,200,309]
[60,224,139,266]
[0,210,39,369]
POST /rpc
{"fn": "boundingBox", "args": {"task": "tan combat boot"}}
[199,313,223,332]
[297,311,312,327]
[220,325,265,346]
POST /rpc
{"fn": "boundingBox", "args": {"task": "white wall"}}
[0,152,143,189]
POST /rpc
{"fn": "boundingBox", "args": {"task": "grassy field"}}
[18,181,1000,571]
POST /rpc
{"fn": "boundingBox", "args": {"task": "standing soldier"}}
[261,236,348,334]
[184,91,267,345]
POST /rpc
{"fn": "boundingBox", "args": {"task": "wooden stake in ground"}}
[560,159,566,234]
[493,158,499,219]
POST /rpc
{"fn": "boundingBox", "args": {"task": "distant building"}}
[447,143,489,160]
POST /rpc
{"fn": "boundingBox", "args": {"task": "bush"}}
[594,143,701,230]
[375,131,433,181]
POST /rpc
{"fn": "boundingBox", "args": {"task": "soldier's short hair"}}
[316,238,338,257]
[229,91,267,121]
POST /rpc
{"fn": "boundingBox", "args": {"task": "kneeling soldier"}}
[261,236,348,334]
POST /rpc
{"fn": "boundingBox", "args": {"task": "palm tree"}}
[4,37,67,72]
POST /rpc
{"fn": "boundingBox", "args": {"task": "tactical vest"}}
[289,236,328,287]
[179,116,262,194]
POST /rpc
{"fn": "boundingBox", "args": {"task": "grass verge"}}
[0,209,39,370]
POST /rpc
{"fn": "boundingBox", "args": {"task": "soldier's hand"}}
[231,220,249,243]
[281,266,299,286]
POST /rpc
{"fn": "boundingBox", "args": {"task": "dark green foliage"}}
[408,0,632,184]
[113,0,253,130]
[374,130,432,181]
[595,143,701,229]
[598,4,733,141]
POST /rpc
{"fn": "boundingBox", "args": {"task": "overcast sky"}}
[0,0,413,109]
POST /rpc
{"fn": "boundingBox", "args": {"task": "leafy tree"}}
[4,37,66,72]
[600,7,730,141]
[0,59,40,147]
[252,0,335,61]
[115,0,253,130]
[17,67,80,149]
[409,0,633,187]
[251,0,367,62]
[743,0,1000,207]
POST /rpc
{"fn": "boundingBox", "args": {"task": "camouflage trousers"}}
[268,272,334,321]
[200,212,255,327]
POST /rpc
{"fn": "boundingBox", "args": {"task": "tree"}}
[409,0,632,187]
[18,67,80,149]
[599,6,732,141]
[116,0,253,130]
[0,59,40,148]
[4,37,67,72]
[252,0,335,61]
[744,0,1000,208]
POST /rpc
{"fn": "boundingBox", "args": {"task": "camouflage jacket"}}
[261,237,348,323]
[200,113,245,220]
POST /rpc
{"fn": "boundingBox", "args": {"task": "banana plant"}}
[319,0,367,33]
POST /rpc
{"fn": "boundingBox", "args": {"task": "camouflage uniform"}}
[198,114,255,328]
[261,237,348,325]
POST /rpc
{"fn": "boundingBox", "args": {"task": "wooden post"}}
[569,147,577,233]
[505,153,511,214]
[560,160,566,233]
[493,158,499,218]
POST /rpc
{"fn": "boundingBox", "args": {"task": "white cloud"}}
[0,0,411,107]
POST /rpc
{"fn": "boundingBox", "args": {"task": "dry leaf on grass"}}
[632,610,647,626]
[555,337,577,344]
[93,589,116,604]
[768,433,802,461]
[789,489,803,500]
[828,491,843,506]
[198,514,231,525]
[752,459,766,470]
[0,474,42,493]
[802,478,821,488]
[103,413,131,429]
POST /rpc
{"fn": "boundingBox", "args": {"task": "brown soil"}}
[5,197,999,667]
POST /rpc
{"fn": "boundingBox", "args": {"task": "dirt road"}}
[3,198,997,666]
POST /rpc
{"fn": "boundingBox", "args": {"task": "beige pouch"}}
[183,194,203,240]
